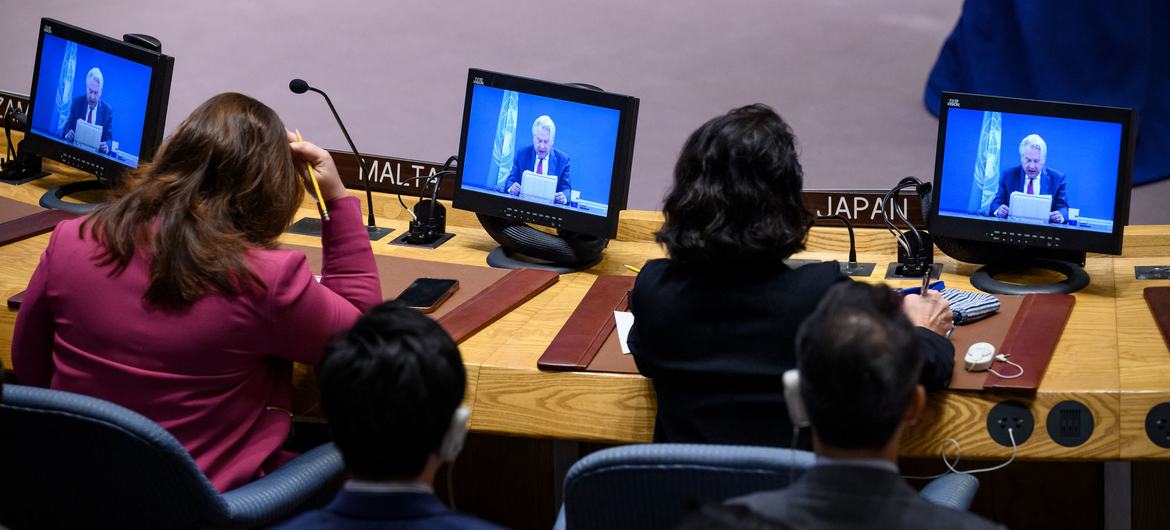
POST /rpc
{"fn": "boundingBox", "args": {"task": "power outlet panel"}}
[1046,400,1094,447]
[986,400,1034,447]
[1145,402,1170,449]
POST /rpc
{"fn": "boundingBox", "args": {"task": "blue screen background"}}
[938,108,1122,221]
[29,33,153,163]
[461,85,620,213]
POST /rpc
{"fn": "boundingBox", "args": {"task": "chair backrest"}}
[561,443,815,530]
[0,385,230,530]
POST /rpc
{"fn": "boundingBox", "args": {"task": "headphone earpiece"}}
[783,370,810,429]
[439,406,470,463]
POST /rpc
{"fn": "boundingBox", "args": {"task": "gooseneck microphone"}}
[289,78,387,239]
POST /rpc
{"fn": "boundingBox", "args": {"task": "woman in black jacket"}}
[629,104,954,446]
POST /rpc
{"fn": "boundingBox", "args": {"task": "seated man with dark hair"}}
[727,282,1002,530]
[274,301,503,530]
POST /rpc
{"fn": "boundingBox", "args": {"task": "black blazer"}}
[728,465,1003,530]
[628,259,954,446]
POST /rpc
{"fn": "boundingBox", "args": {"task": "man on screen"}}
[504,115,572,204]
[62,67,114,154]
[990,134,1068,224]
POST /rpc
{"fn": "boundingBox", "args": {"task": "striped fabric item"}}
[939,288,1000,324]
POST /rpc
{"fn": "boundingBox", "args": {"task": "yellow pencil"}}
[295,129,330,221]
[624,264,641,274]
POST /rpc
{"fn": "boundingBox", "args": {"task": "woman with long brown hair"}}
[12,92,381,492]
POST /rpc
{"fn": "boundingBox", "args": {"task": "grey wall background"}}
[4,1,1168,222]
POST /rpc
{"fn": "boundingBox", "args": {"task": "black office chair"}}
[552,443,980,530]
[0,384,343,530]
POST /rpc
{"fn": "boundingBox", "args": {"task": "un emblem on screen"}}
[947,98,960,107]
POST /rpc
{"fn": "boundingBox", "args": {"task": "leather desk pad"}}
[287,245,557,343]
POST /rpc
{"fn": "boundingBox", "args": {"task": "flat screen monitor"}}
[453,69,639,239]
[21,18,173,185]
[929,91,1136,257]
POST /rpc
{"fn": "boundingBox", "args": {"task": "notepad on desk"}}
[614,311,635,354]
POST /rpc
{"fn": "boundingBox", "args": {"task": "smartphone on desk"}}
[396,278,459,313]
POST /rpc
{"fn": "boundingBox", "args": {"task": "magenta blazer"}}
[12,196,381,492]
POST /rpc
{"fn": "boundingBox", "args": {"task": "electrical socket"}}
[986,400,1034,447]
[1046,400,1094,447]
[1144,402,1170,449]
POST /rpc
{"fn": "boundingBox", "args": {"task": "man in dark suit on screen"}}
[726,283,1002,530]
[61,67,114,155]
[504,115,572,204]
[990,134,1068,224]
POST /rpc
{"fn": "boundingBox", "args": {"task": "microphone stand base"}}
[286,217,395,241]
[365,225,393,241]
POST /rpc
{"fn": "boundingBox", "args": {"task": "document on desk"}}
[614,311,635,354]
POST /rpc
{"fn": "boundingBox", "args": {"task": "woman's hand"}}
[288,131,347,202]
[902,290,954,337]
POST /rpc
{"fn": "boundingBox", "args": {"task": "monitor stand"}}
[477,213,605,274]
[970,258,1090,295]
[39,180,107,215]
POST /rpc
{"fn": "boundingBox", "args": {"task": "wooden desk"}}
[4,133,1170,462]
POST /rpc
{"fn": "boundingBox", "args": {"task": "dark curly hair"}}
[656,104,812,267]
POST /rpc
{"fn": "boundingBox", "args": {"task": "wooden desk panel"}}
[1,132,1164,462]
[1115,258,1170,458]
[0,232,54,368]
[900,391,1119,461]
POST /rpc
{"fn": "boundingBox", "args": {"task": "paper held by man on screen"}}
[1008,192,1052,223]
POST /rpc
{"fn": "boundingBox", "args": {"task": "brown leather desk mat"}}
[287,245,558,343]
[1146,287,1170,352]
[538,275,639,374]
[0,196,76,247]
[949,293,1075,391]
[2,197,78,310]
[542,281,1076,386]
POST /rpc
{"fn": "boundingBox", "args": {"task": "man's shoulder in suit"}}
[553,147,570,163]
[728,467,1003,530]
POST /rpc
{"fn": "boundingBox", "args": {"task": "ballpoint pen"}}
[295,129,330,222]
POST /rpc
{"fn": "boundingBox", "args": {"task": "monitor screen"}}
[20,18,172,183]
[929,92,1135,255]
[454,69,639,239]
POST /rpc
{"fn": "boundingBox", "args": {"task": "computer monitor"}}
[928,91,1137,294]
[19,18,173,210]
[453,69,639,246]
